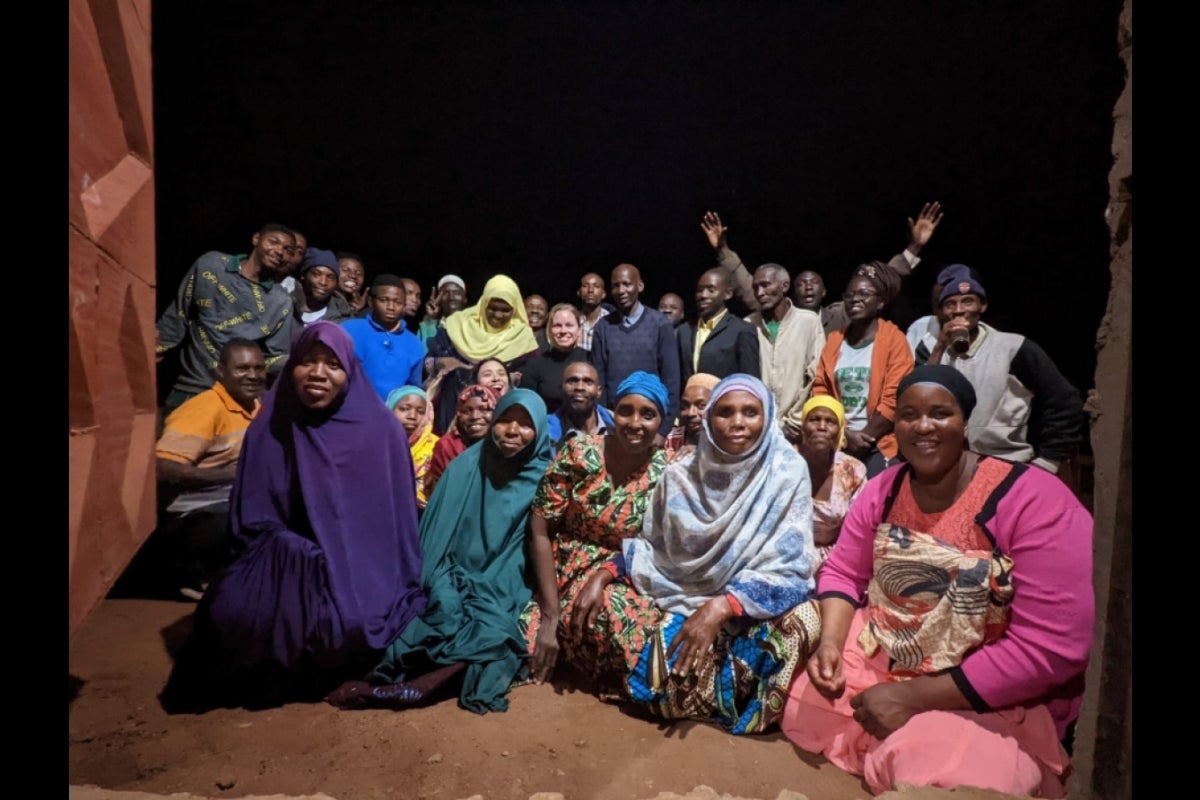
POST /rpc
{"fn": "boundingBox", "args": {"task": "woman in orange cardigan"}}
[811,263,914,477]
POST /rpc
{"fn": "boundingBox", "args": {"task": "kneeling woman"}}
[602,374,821,733]
[330,389,554,713]
[163,322,426,710]
[782,365,1093,798]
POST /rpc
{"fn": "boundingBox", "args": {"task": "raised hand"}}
[906,201,944,253]
[700,211,729,251]
[425,285,442,319]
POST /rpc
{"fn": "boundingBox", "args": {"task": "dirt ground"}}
[69,599,1023,800]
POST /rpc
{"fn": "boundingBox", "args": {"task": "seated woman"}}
[161,322,426,711]
[472,357,512,398]
[387,386,440,510]
[797,396,867,571]
[327,389,554,714]
[424,384,498,499]
[523,371,672,699]
[782,365,1093,798]
[812,265,914,477]
[665,373,719,459]
[601,374,821,734]
[426,275,539,434]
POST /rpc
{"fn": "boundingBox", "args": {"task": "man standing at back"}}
[678,269,760,381]
[590,263,681,438]
[746,263,826,442]
[341,274,426,401]
[156,223,296,413]
[928,264,1084,478]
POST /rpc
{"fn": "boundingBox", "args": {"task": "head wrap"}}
[438,274,466,291]
[385,386,436,456]
[897,364,978,419]
[456,383,500,413]
[615,370,669,421]
[684,373,721,394]
[298,247,340,277]
[624,373,816,618]
[801,395,849,451]
[386,385,427,411]
[376,386,553,713]
[936,264,987,304]
[229,321,426,659]
[853,260,902,305]
[441,275,539,362]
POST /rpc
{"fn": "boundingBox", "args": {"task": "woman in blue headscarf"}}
[328,388,554,714]
[521,371,673,700]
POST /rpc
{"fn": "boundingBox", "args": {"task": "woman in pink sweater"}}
[782,365,1093,798]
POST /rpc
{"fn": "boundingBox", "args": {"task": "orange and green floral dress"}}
[519,433,668,699]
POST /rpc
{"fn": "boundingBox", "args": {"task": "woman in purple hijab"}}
[162,322,426,710]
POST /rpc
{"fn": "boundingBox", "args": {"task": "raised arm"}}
[701,211,758,311]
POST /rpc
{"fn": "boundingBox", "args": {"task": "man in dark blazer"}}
[678,269,761,381]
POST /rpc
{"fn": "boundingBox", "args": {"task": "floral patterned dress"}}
[519,434,668,698]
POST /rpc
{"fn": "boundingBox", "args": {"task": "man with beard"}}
[290,247,353,334]
[418,274,469,344]
[156,223,296,413]
[145,339,268,599]
[545,361,615,446]
[341,274,426,400]
[590,263,681,438]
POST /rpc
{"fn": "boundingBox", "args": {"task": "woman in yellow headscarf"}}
[426,275,540,434]
[797,395,867,570]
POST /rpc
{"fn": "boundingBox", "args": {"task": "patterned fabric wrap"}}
[625,374,817,618]
[627,599,822,734]
[858,522,1015,676]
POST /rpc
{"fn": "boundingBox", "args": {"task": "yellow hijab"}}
[441,274,539,362]
[801,395,848,450]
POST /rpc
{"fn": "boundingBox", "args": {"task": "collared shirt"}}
[547,404,615,446]
[341,315,427,401]
[693,308,728,370]
[620,301,646,329]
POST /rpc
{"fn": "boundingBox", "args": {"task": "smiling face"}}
[894,383,968,478]
[291,341,348,411]
[492,403,538,458]
[708,390,765,455]
[610,265,643,314]
[793,271,827,311]
[801,406,840,453]
[524,295,548,331]
[549,308,582,351]
[679,384,712,439]
[370,285,407,329]
[439,282,467,315]
[216,345,267,409]
[612,393,661,455]
[562,362,601,414]
[842,276,884,323]
[474,359,511,396]
[252,229,295,275]
[577,273,606,310]
[694,270,731,319]
[485,298,514,330]
[392,394,427,435]
[456,395,494,443]
[302,265,338,305]
[338,258,365,295]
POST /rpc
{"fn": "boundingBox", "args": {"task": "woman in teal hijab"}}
[327,388,553,714]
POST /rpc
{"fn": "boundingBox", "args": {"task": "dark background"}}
[152,1,1125,396]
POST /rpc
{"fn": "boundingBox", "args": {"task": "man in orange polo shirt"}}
[139,338,267,599]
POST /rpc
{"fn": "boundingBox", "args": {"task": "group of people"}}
[150,204,1093,798]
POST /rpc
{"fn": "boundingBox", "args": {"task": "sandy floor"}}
[69,599,878,800]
